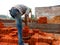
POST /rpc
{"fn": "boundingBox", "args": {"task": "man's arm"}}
[25,8,31,15]
[24,8,31,26]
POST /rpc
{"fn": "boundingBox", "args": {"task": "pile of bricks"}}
[0,21,5,28]
[37,17,47,24]
[47,16,60,24]
[0,22,60,45]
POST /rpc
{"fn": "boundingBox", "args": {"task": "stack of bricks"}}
[37,17,47,24]
[35,42,50,45]
[52,40,60,45]
[0,21,5,28]
[29,30,55,45]
[0,22,60,45]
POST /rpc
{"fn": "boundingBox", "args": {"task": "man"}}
[9,5,31,45]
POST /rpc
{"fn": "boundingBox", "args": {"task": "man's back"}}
[12,5,30,15]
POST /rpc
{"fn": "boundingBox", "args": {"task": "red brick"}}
[52,40,60,45]
[35,42,50,45]
[33,29,40,33]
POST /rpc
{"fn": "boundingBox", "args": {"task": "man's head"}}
[9,7,20,18]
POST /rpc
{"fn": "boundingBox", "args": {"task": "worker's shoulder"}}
[14,4,27,8]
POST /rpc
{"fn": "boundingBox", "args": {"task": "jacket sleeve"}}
[25,8,31,15]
